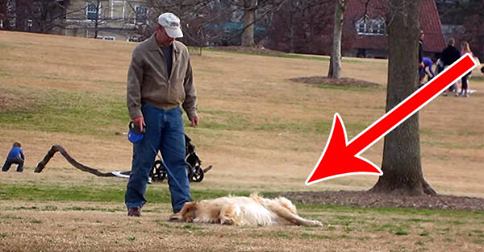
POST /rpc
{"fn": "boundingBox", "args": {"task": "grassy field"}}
[0,31,483,251]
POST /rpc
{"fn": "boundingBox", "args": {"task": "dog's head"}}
[180,201,198,222]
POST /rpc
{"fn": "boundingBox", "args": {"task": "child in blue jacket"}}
[2,142,25,172]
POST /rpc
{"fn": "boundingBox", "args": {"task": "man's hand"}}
[133,116,146,133]
[190,114,199,127]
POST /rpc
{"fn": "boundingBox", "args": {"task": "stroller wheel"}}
[189,166,204,182]
[152,160,167,182]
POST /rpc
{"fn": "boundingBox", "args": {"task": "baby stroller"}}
[150,134,212,183]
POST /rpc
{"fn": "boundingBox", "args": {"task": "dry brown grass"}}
[0,201,483,252]
[1,31,484,251]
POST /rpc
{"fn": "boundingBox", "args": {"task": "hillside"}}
[1,31,483,197]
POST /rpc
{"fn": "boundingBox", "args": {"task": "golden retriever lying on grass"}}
[171,193,322,227]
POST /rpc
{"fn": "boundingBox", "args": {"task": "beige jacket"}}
[127,35,197,120]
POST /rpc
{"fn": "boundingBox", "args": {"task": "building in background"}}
[0,0,149,41]
[266,0,446,59]
[343,0,445,58]
[64,0,149,41]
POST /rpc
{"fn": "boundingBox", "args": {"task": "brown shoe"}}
[128,207,141,217]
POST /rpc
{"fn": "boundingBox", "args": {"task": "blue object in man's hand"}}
[128,121,144,144]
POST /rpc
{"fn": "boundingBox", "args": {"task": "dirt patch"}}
[283,191,484,211]
[290,76,381,88]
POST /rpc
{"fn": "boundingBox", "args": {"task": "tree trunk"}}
[6,0,16,30]
[241,0,257,47]
[288,7,294,53]
[327,0,345,79]
[94,0,100,39]
[39,1,48,33]
[370,0,435,196]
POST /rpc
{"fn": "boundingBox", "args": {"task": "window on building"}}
[86,3,100,21]
[355,16,386,36]
[135,6,147,24]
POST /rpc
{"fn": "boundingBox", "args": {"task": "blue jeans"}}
[125,104,191,213]
[2,157,24,172]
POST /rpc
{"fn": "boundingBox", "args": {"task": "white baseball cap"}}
[158,13,183,38]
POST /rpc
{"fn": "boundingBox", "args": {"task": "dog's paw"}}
[309,220,323,227]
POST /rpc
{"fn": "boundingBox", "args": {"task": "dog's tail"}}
[250,193,298,215]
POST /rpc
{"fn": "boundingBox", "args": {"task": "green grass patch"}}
[181,223,204,231]
[297,203,484,219]
[62,206,121,212]
[408,218,433,223]
[300,231,331,240]
[42,205,58,211]
[329,215,354,227]
[0,86,337,136]
[202,46,387,64]
[419,231,430,237]
[2,182,483,231]
[197,109,251,131]
[0,42,14,50]
[0,87,128,136]
[0,183,128,202]
[0,183,248,203]
[471,229,484,235]
[393,227,409,236]
[271,231,292,239]
[472,238,484,245]
[449,219,466,225]
[253,118,331,134]
[0,85,371,137]
[198,108,369,135]
[0,69,10,77]
[0,214,22,220]
[29,219,42,224]
[371,223,410,235]
[198,109,332,134]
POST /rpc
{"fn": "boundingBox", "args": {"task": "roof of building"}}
[343,0,446,53]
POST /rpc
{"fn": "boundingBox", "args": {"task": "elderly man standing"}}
[125,12,199,218]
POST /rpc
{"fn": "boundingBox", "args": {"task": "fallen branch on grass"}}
[34,144,115,177]
[34,144,213,182]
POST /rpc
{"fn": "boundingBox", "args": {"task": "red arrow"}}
[306,54,478,185]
